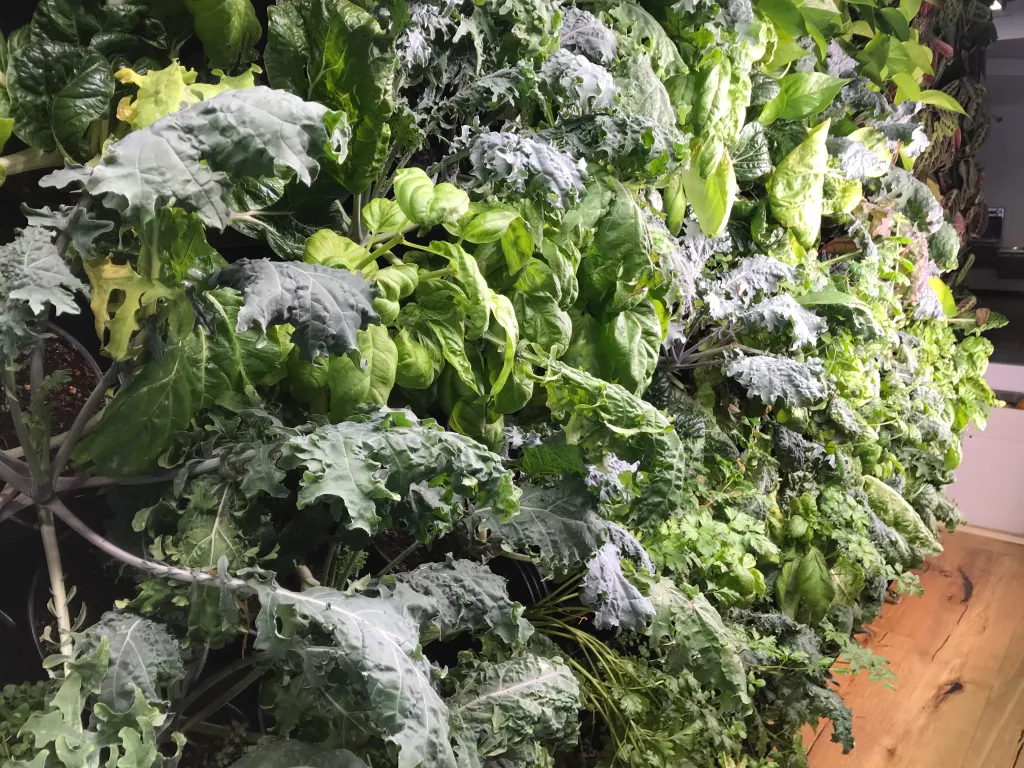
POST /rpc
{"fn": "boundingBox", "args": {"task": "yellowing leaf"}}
[84,259,174,360]
[115,61,261,130]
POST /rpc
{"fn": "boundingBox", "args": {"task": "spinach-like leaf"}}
[212,259,379,361]
[327,324,398,421]
[730,121,773,182]
[7,40,114,161]
[184,0,261,70]
[767,119,830,247]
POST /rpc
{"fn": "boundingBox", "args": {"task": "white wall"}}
[947,364,1024,534]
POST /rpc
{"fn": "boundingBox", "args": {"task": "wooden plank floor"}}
[807,529,1024,768]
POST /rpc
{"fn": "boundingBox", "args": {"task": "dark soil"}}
[0,333,99,450]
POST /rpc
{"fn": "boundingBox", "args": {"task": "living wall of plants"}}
[0,0,1004,766]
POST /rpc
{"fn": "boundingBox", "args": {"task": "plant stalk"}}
[3,366,47,497]
[174,654,268,725]
[37,505,74,668]
[3,411,103,461]
[377,542,418,576]
[0,148,64,176]
[50,363,118,481]
[176,667,267,736]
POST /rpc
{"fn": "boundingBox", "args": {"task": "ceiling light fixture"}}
[992,1,1002,10]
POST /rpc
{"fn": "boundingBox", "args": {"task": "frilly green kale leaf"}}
[462,131,586,208]
[249,573,458,768]
[380,559,533,645]
[0,226,85,358]
[282,406,518,536]
[211,259,379,361]
[559,7,619,65]
[740,295,826,349]
[43,87,344,229]
[226,740,369,768]
[705,255,796,319]
[725,354,829,407]
[538,48,616,114]
[76,612,185,713]
[449,655,580,765]
[876,167,944,234]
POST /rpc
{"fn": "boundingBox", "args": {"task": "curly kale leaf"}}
[249,573,458,768]
[705,255,797,319]
[211,259,379,361]
[449,655,580,765]
[226,741,369,768]
[282,407,519,537]
[463,131,587,209]
[0,226,85,358]
[76,612,185,714]
[42,88,344,229]
[725,354,829,407]
[379,559,533,646]
[560,7,618,64]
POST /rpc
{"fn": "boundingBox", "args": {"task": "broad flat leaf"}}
[227,740,368,768]
[578,179,653,307]
[184,0,261,70]
[363,198,410,237]
[77,612,184,712]
[449,655,580,764]
[431,241,489,339]
[580,543,654,632]
[327,324,398,421]
[267,0,397,193]
[767,119,830,247]
[559,8,618,65]
[680,150,737,237]
[598,302,661,395]
[725,354,829,407]
[776,547,835,625]
[469,479,651,577]
[138,208,226,283]
[649,580,749,711]
[0,226,85,358]
[863,475,941,557]
[303,230,374,276]
[730,122,773,182]
[211,259,379,361]
[281,407,518,537]
[73,339,200,475]
[249,575,458,768]
[7,40,114,161]
[45,88,340,229]
[394,168,470,228]
[778,72,849,120]
[382,559,532,646]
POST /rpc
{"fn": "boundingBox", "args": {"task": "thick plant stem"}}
[0,453,32,497]
[3,411,103,461]
[0,148,63,176]
[3,366,47,496]
[50,363,118,481]
[45,498,242,589]
[37,506,74,668]
[377,542,418,576]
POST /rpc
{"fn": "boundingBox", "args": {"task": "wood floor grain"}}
[807,529,1024,768]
